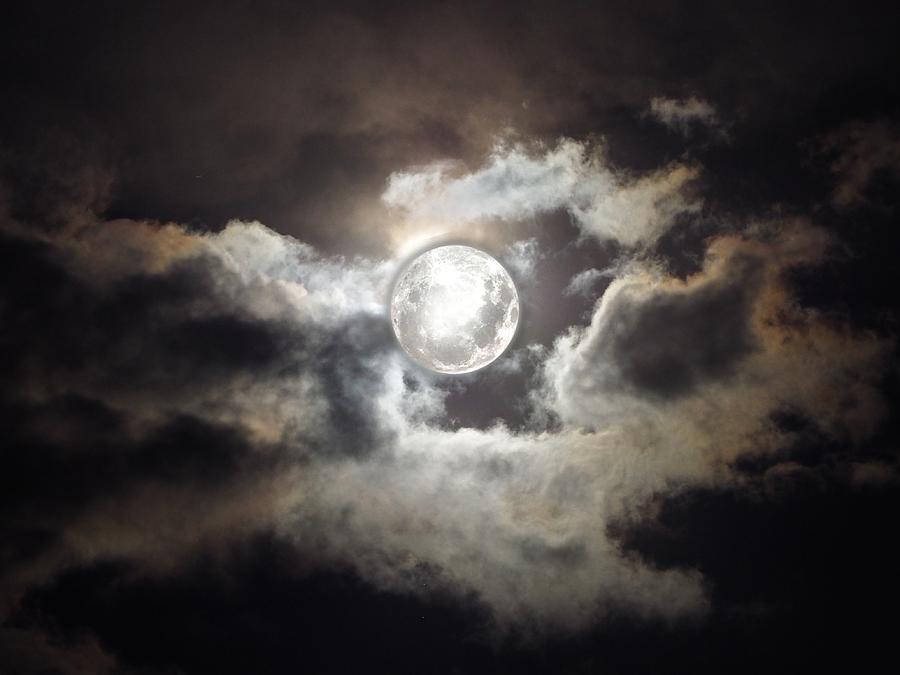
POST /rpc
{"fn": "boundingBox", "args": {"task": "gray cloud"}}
[2,205,892,639]
[3,3,900,671]
[545,222,888,455]
[0,626,115,675]
[502,237,543,279]
[563,267,613,297]
[383,138,702,248]
[646,96,729,140]
[0,214,708,631]
[821,119,900,206]
[561,252,765,401]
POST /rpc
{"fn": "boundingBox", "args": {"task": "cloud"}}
[3,3,900,671]
[646,96,729,140]
[0,214,715,632]
[821,119,900,206]
[0,218,404,611]
[545,222,888,456]
[563,267,610,297]
[383,138,702,248]
[0,211,893,643]
[502,237,543,279]
[0,625,115,675]
[554,250,766,403]
[6,1,897,263]
[609,475,900,625]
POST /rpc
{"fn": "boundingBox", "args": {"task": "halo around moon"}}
[390,245,519,374]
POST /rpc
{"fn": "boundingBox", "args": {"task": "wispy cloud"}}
[646,96,729,141]
[383,138,702,248]
[820,119,900,206]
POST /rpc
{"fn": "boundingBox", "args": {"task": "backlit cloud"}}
[383,138,702,247]
[2,208,891,640]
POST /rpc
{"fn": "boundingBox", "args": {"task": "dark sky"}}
[2,1,900,673]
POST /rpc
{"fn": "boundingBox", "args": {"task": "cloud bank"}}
[2,199,891,649]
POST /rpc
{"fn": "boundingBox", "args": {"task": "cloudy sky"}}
[2,1,900,673]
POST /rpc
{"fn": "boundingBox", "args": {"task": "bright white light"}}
[390,245,519,374]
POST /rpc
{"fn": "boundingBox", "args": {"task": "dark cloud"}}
[0,219,404,627]
[608,477,900,672]
[603,253,762,399]
[10,534,495,675]
[645,96,729,142]
[546,242,774,428]
[0,394,271,563]
[2,1,900,673]
[2,169,896,675]
[4,2,898,251]
[820,119,900,207]
[0,225,393,458]
[311,314,398,456]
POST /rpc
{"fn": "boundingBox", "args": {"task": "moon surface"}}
[390,245,519,374]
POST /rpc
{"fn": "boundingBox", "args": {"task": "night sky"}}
[2,2,900,673]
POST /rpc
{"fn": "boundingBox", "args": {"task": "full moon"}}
[390,245,519,374]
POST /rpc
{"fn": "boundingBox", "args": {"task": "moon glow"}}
[390,245,519,374]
